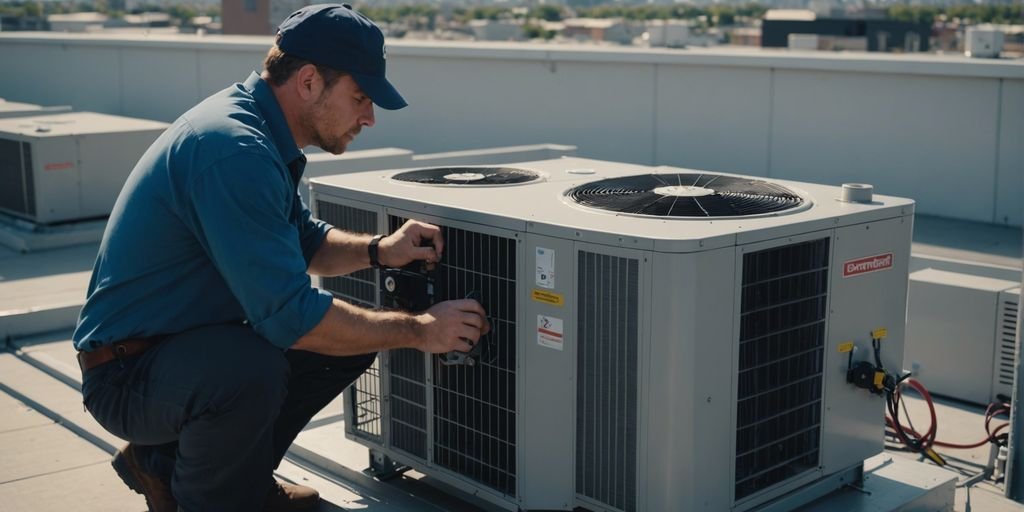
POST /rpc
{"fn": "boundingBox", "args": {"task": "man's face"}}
[306,74,375,155]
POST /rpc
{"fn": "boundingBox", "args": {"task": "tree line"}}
[886,5,1023,25]
[359,4,768,26]
[0,1,219,23]
[358,3,1021,27]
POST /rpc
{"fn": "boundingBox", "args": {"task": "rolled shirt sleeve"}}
[294,194,332,266]
[188,152,333,349]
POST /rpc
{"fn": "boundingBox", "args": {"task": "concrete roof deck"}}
[3,329,1022,511]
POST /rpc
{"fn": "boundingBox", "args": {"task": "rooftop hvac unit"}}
[0,112,167,224]
[965,26,1004,58]
[905,271,1019,405]
[310,157,915,511]
[0,99,72,119]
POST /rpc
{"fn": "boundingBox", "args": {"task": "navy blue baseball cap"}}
[277,3,407,110]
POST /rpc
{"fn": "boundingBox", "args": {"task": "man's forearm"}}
[307,228,373,276]
[291,298,422,356]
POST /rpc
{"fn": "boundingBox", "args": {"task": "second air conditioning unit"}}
[906,273,1020,405]
[0,112,167,224]
[310,157,914,511]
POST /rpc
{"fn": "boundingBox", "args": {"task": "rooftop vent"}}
[567,173,806,218]
[391,167,541,186]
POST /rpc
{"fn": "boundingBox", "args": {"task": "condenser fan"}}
[567,173,806,218]
[391,167,541,186]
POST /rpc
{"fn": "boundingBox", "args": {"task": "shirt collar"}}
[243,72,306,175]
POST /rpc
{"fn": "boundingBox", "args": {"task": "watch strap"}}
[368,234,385,269]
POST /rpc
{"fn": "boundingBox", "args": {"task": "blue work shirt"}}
[73,72,334,351]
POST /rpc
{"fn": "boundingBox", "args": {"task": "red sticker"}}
[843,253,894,278]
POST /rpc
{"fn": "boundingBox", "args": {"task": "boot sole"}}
[111,449,164,512]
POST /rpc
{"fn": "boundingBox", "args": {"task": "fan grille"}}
[567,173,805,217]
[392,167,541,186]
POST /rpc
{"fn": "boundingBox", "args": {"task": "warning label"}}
[843,253,894,278]
[537,314,564,351]
[531,289,564,306]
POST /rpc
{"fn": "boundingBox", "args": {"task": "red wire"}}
[885,378,1010,451]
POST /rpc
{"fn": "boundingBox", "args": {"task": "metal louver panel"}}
[0,139,28,216]
[23,142,34,215]
[317,201,379,308]
[576,251,639,512]
[735,238,829,501]
[387,215,519,495]
[315,200,383,442]
[390,348,428,458]
[997,293,1019,390]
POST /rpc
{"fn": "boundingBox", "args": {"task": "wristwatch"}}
[368,234,385,269]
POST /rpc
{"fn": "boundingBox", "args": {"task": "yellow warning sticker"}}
[872,328,888,339]
[838,342,854,353]
[531,289,564,306]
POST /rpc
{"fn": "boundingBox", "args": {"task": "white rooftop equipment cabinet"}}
[0,112,167,224]
[0,98,71,119]
[905,271,1019,406]
[310,158,915,512]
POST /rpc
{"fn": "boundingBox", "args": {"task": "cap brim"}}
[352,73,407,111]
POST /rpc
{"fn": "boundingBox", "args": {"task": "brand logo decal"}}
[44,162,74,171]
[843,253,894,278]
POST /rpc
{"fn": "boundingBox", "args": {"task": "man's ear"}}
[294,63,322,102]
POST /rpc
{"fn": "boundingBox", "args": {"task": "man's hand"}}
[414,299,491,354]
[378,220,444,269]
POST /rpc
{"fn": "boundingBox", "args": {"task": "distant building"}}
[762,11,930,53]
[116,12,173,28]
[646,20,689,48]
[561,18,637,45]
[468,20,524,42]
[221,0,308,35]
[47,12,108,33]
[932,22,960,53]
[728,27,762,47]
[0,15,47,31]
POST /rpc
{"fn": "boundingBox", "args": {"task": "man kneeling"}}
[73,5,488,511]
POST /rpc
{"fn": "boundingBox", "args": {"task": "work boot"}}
[111,443,178,512]
[263,480,320,511]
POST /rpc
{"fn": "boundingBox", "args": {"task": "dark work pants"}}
[81,324,376,512]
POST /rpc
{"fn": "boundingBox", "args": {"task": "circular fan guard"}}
[567,173,806,218]
[391,167,541,186]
